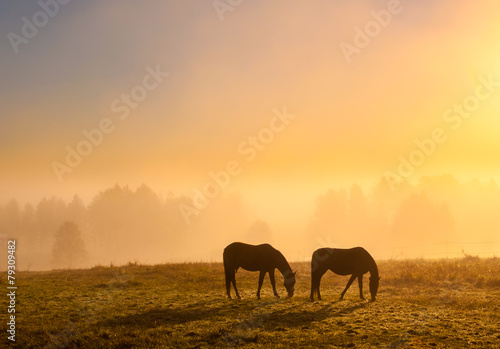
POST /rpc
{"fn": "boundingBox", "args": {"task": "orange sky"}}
[2,0,500,225]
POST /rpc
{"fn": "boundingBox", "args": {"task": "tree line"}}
[1,175,499,270]
[307,175,500,257]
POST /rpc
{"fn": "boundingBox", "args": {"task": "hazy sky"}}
[2,0,500,220]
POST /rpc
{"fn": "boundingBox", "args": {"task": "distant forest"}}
[1,175,500,270]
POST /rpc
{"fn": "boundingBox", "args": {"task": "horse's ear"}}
[293,271,297,277]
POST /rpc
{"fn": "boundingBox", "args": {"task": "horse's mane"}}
[274,249,292,276]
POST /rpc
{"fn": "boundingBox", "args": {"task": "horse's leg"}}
[231,270,241,299]
[310,276,316,301]
[316,271,325,301]
[358,275,366,300]
[224,261,233,299]
[257,271,266,300]
[269,270,280,298]
[232,280,241,299]
[310,268,327,301]
[340,274,357,300]
[225,271,232,299]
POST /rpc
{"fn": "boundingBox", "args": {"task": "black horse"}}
[310,247,379,302]
[223,242,296,299]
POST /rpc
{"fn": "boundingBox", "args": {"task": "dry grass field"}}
[2,256,500,348]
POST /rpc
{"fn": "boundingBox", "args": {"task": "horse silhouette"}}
[310,247,379,302]
[223,242,296,299]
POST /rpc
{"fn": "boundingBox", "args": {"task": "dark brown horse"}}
[223,242,296,299]
[310,247,379,302]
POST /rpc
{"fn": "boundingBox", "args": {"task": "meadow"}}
[1,256,500,348]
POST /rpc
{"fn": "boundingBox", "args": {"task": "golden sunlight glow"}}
[2,1,500,269]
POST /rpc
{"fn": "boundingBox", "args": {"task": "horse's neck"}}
[275,253,292,276]
[368,257,379,278]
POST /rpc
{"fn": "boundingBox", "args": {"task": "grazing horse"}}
[223,242,296,299]
[310,247,379,302]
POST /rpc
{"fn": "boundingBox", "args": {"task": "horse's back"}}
[313,246,373,275]
[224,242,245,261]
[224,242,274,254]
[223,242,277,271]
[344,246,370,258]
[314,246,369,258]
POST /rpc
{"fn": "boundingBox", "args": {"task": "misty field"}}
[2,257,500,348]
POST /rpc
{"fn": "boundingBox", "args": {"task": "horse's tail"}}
[223,248,234,281]
[223,247,234,298]
[311,249,327,276]
[310,250,321,300]
[310,248,332,300]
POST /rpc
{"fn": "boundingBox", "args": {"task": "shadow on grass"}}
[97,301,230,329]
[97,298,370,331]
[264,301,369,330]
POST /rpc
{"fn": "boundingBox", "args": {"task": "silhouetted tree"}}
[2,199,21,236]
[348,184,371,240]
[391,192,455,248]
[67,195,87,227]
[37,197,67,248]
[87,184,167,264]
[88,185,133,263]
[308,188,349,248]
[20,203,37,255]
[244,219,272,244]
[51,221,87,268]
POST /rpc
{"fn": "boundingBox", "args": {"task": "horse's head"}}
[284,271,297,297]
[369,275,380,301]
